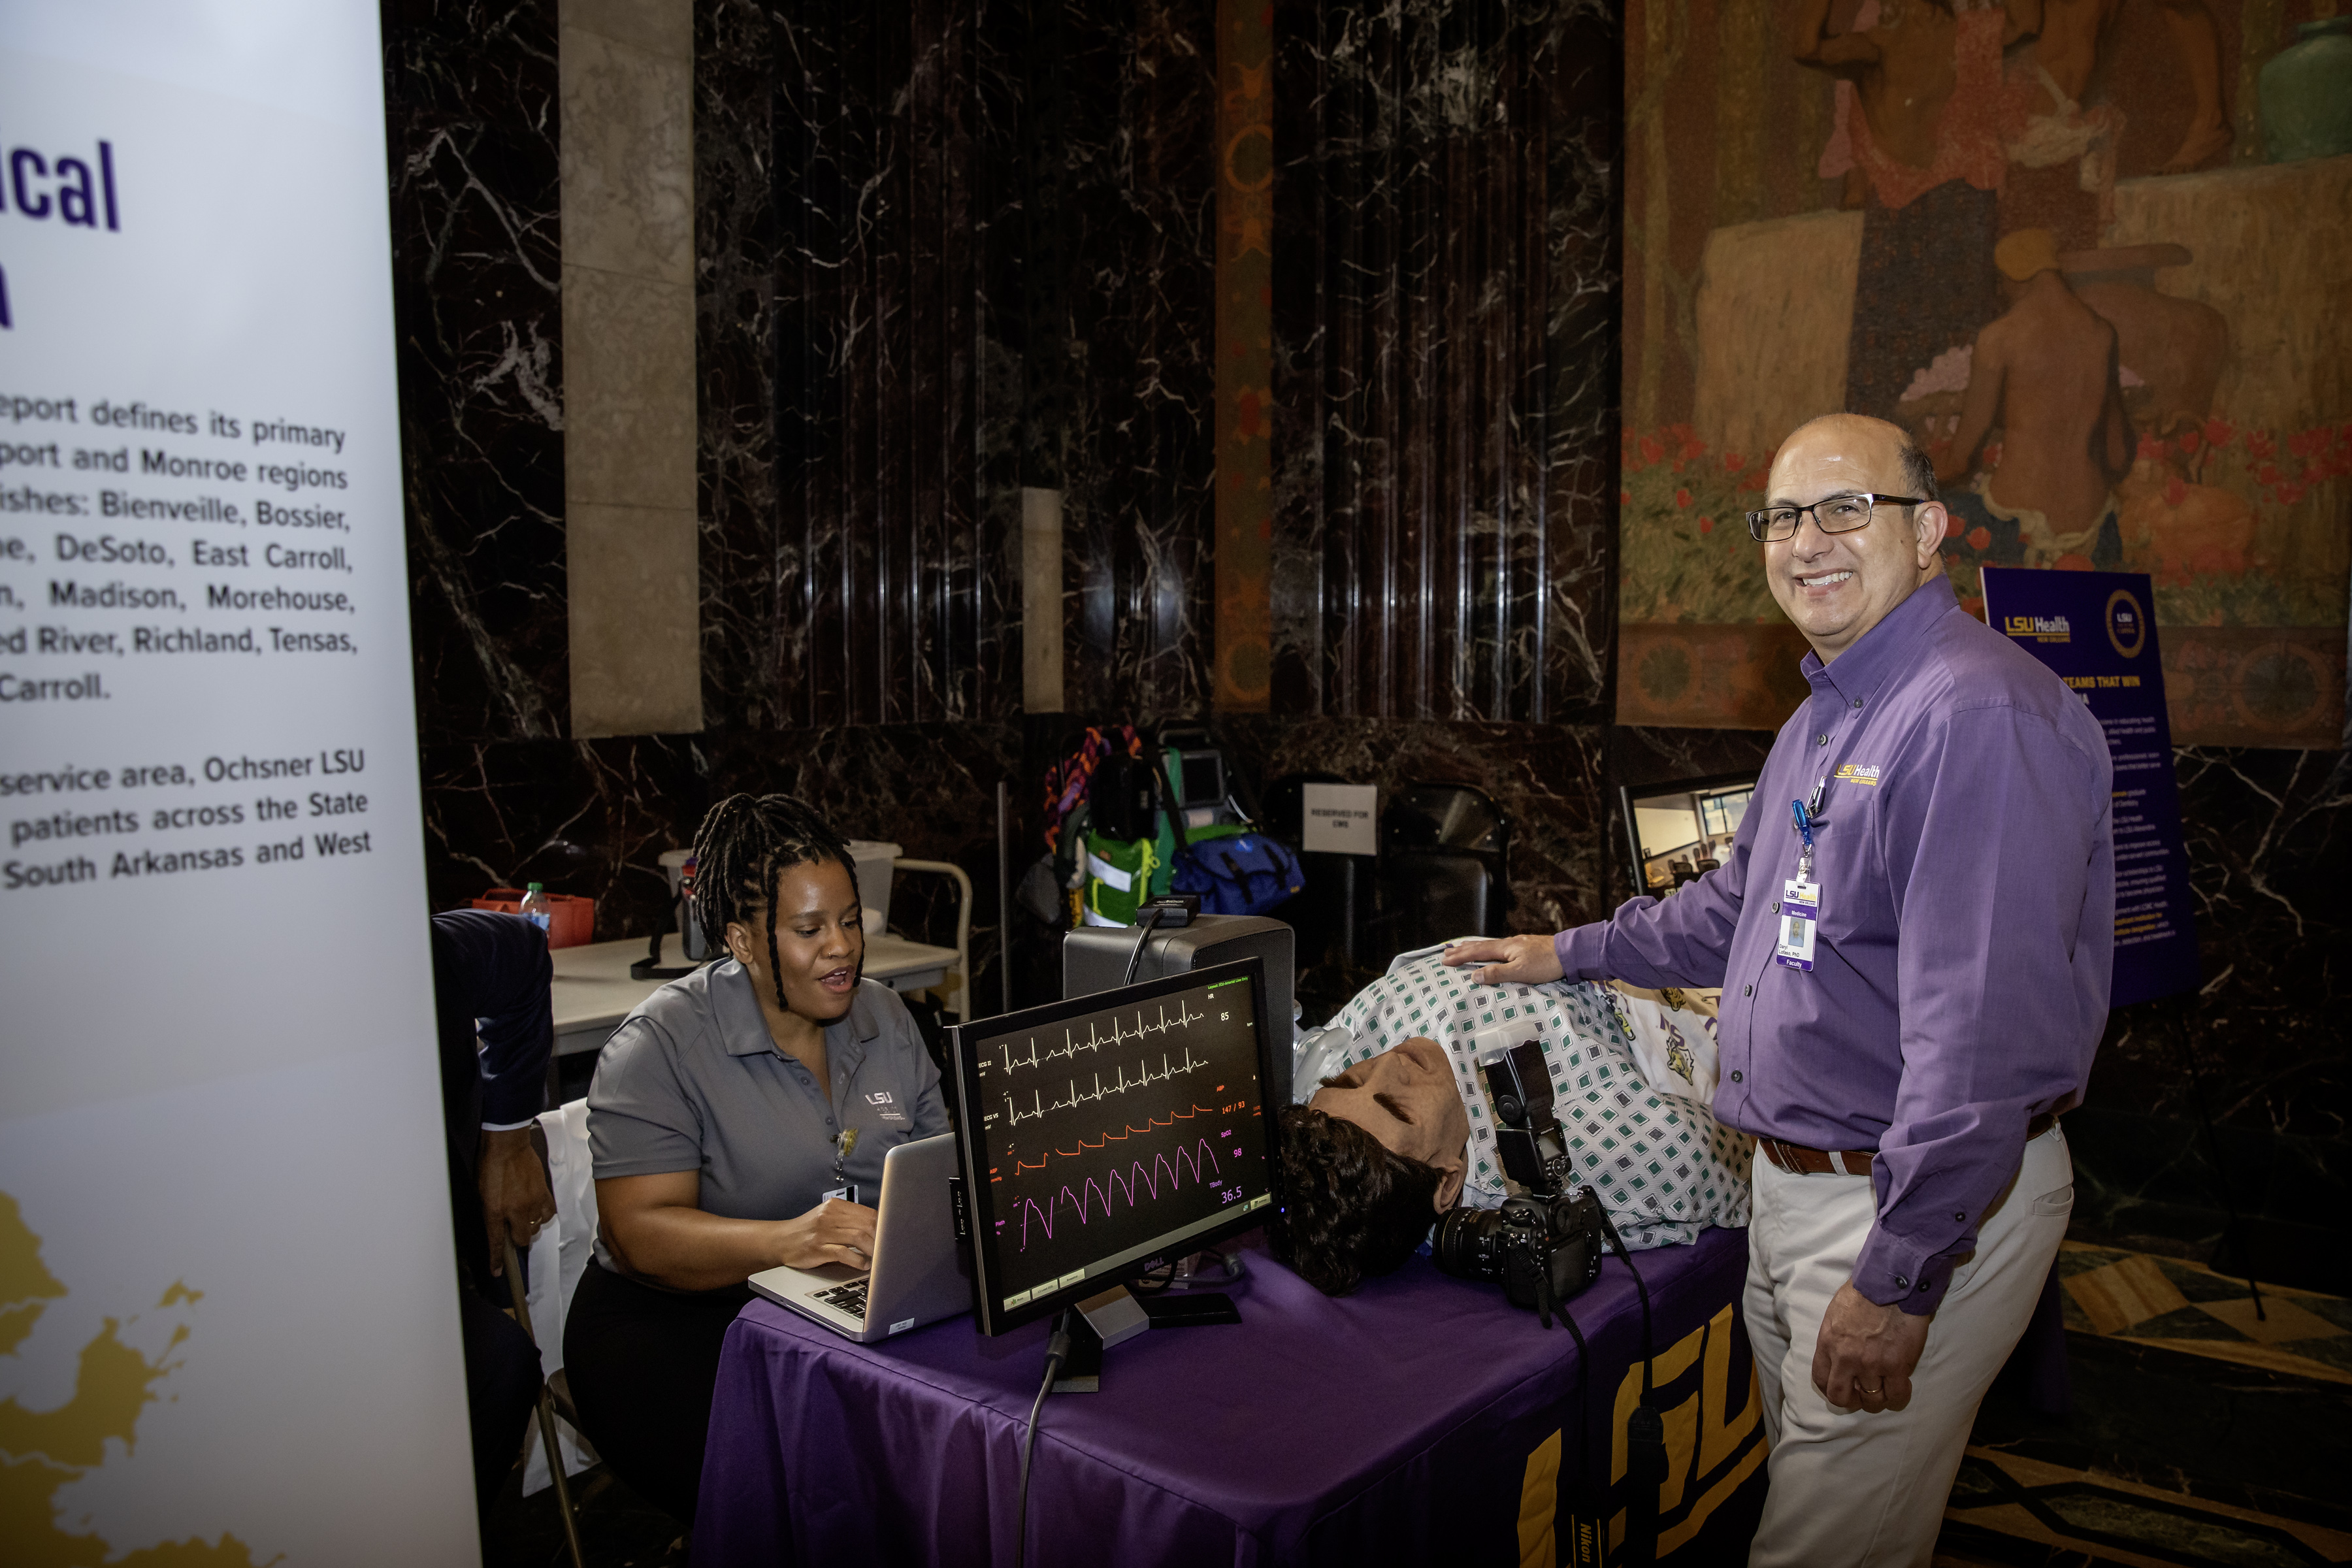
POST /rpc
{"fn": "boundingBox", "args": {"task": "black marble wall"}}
[703,0,1011,732]
[387,0,1026,1002]
[385,0,568,746]
[1267,0,1620,727]
[1044,0,1221,718]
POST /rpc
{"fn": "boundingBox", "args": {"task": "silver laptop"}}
[747,1132,968,1343]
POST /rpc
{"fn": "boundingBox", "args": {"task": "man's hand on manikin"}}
[1812,1282,1932,1414]
[1439,934,1565,988]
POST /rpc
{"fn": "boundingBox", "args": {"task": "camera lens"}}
[1432,1207,1505,1282]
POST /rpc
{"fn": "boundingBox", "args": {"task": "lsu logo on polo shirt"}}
[1834,763,1882,787]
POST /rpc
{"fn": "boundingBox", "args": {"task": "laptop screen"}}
[947,957,1280,1334]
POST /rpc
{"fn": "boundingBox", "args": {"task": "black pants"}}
[563,1258,752,1526]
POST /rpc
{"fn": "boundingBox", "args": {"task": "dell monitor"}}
[945,957,1282,1336]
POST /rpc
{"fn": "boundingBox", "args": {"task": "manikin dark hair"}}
[689,792,858,1015]
[1271,1103,1445,1296]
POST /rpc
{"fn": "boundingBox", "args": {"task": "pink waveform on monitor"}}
[1014,1138,1224,1249]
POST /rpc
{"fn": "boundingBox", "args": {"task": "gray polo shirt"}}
[585,958,949,1272]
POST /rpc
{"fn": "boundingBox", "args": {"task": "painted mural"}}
[1620,0,2349,745]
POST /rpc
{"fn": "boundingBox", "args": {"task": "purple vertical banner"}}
[1981,568,2198,1007]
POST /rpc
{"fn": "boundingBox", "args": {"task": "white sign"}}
[0,5,478,1563]
[1301,783,1380,856]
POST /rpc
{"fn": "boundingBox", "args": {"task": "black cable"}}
[1584,1190,1664,1565]
[1583,1192,1655,1380]
[1014,1319,1074,1568]
[1121,904,1164,986]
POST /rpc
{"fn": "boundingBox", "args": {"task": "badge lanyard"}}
[1775,787,1825,973]
[823,1126,860,1205]
[1775,683,1870,973]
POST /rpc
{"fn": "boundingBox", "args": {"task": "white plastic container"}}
[843,840,903,934]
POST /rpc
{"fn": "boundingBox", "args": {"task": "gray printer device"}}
[1061,914,1299,1105]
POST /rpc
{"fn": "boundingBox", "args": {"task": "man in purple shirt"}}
[1448,413,2111,1565]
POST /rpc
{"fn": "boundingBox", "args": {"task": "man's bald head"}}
[1778,413,1938,503]
[1761,414,1948,662]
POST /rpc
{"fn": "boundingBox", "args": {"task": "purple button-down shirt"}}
[1558,576,2113,1313]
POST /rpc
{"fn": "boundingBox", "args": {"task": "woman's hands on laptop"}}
[777,1198,879,1272]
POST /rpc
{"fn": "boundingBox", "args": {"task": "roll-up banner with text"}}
[1981,566,2200,1009]
[0,5,478,1561]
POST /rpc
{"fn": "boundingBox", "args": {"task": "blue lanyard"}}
[1790,798,1819,881]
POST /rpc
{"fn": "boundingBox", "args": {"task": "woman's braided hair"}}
[1269,1103,1444,1296]
[689,792,859,1014]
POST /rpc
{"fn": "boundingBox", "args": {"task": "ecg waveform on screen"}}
[997,1048,1211,1126]
[1005,1102,1216,1176]
[985,997,1215,1077]
[1011,1138,1224,1249]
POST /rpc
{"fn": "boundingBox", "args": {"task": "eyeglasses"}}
[1744,492,1929,544]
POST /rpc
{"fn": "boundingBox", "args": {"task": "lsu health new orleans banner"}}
[1982,567,2199,1009]
[0,5,479,1561]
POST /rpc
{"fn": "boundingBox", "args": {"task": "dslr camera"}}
[1431,1040,1610,1324]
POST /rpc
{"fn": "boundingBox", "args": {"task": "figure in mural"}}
[1793,0,2029,421]
[1936,229,2132,568]
[2001,0,2231,244]
[2018,0,2232,178]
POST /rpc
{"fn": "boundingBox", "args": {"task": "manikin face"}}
[725,857,865,1022]
[1308,1036,1470,1211]
[1763,416,1944,663]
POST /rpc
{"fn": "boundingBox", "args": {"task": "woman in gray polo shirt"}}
[562,794,948,1526]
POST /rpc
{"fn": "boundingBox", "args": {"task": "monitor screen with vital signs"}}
[946,957,1281,1335]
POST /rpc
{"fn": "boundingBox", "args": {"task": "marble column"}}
[561,0,702,737]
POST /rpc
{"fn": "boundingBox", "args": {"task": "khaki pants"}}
[1745,1124,2073,1567]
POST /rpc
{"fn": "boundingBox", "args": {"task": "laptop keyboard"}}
[814,1279,870,1322]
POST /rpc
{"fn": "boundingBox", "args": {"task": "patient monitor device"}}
[945,956,1285,1337]
[1061,913,1298,1088]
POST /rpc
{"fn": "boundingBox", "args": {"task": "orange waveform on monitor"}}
[1007,1105,1217,1174]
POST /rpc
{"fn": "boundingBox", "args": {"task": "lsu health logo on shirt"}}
[864,1090,907,1123]
[1833,763,1882,787]
[2002,613,2072,644]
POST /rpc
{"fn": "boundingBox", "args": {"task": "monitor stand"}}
[1077,1284,1151,1347]
[1052,1308,1102,1394]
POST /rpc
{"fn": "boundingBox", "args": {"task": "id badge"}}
[1774,879,1820,972]
[823,1183,860,1205]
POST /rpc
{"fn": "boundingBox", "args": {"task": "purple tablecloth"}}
[694,1229,1769,1567]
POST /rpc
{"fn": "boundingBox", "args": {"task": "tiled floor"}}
[480,1241,2351,1566]
[2055,1241,2351,1385]
[1936,1243,2352,1568]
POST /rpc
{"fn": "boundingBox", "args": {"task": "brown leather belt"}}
[1759,1112,2057,1177]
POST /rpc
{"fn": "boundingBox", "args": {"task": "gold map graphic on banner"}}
[1621,0,2348,745]
[0,1193,267,1566]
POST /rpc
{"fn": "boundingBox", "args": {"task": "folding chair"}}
[507,1096,601,1568]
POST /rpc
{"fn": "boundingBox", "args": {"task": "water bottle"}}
[519,882,553,935]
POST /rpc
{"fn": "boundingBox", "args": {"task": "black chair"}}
[1377,783,1512,952]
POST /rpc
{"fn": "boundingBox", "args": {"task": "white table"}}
[549,932,962,1058]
